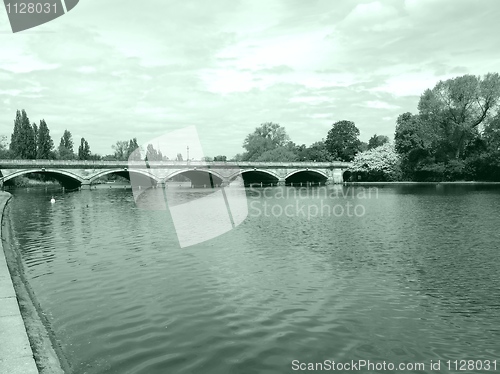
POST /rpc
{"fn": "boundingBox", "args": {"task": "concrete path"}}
[0,192,39,374]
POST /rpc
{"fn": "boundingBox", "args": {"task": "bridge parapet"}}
[0,159,352,169]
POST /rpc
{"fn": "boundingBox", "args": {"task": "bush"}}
[349,143,402,181]
[465,152,500,181]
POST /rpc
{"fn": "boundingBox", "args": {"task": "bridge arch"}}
[285,169,329,184]
[164,169,225,187]
[3,169,83,187]
[89,169,161,184]
[228,169,281,181]
[285,169,328,180]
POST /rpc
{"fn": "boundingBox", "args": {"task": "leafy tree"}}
[78,137,91,160]
[349,143,402,181]
[36,120,54,159]
[10,110,36,159]
[10,110,22,156]
[32,122,38,156]
[127,138,140,159]
[325,120,361,161]
[418,73,500,159]
[112,141,129,160]
[230,153,244,162]
[367,134,389,150]
[255,147,299,162]
[88,153,102,161]
[483,113,500,152]
[58,130,74,159]
[145,144,163,161]
[296,141,333,161]
[359,141,368,152]
[242,122,291,161]
[111,138,141,161]
[394,113,428,155]
[213,155,227,161]
[176,153,183,161]
[394,112,439,179]
[0,135,11,159]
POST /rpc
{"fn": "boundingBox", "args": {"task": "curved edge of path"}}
[0,191,67,374]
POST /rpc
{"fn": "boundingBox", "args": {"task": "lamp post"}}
[187,146,189,161]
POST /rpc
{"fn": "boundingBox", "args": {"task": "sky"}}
[1,0,500,159]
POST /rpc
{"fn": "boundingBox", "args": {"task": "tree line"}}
[234,72,500,181]
[1,72,499,181]
[348,73,500,181]
[1,109,96,161]
[0,111,164,162]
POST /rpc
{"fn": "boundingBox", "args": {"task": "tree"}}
[296,141,333,162]
[10,110,36,159]
[359,141,368,152]
[367,134,389,150]
[394,112,439,179]
[255,147,299,162]
[349,143,402,181]
[325,120,361,161]
[145,144,163,161]
[78,137,91,160]
[213,155,227,161]
[127,138,139,159]
[483,113,500,152]
[112,141,129,160]
[230,153,244,162]
[418,73,500,159]
[0,135,11,159]
[36,119,54,159]
[10,110,22,157]
[58,130,74,159]
[32,122,38,156]
[394,113,428,155]
[242,122,291,161]
[176,153,183,161]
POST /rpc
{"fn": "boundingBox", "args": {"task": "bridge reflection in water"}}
[0,160,352,189]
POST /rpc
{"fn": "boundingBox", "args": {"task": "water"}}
[6,185,500,373]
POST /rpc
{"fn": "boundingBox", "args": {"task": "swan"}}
[50,196,55,203]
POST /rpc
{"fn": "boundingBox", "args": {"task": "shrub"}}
[349,143,402,181]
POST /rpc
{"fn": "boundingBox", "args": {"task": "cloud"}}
[361,100,400,110]
[0,0,499,157]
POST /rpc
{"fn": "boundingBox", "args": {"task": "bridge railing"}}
[0,159,352,168]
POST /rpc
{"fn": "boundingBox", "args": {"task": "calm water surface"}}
[6,185,500,373]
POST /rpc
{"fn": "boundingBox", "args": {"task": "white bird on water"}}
[50,196,55,203]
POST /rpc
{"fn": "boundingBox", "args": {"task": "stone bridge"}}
[0,160,352,189]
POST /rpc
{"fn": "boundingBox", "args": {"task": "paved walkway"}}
[0,192,39,374]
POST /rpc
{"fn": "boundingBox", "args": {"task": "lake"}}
[6,185,500,373]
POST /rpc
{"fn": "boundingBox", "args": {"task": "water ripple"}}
[7,186,500,374]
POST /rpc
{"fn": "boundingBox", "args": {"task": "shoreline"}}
[344,181,500,186]
[0,191,68,374]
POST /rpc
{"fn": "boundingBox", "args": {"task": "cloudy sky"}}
[1,0,499,159]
